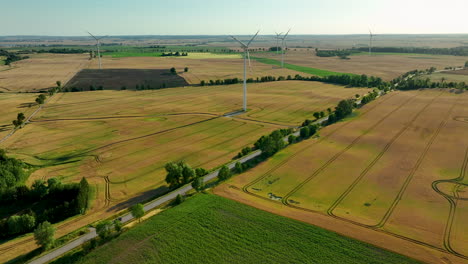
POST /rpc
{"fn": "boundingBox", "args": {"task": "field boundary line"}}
[281,92,417,205]
[326,91,446,219]
[242,92,397,195]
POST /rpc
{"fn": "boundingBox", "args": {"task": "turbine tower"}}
[230,31,260,112]
[87,31,106,69]
[279,29,291,68]
[369,29,376,56]
[275,32,283,55]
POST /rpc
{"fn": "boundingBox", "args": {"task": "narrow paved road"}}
[27,90,383,264]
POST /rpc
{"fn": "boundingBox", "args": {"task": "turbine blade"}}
[246,30,260,47]
[283,28,291,39]
[247,50,252,69]
[230,35,247,48]
[97,35,109,40]
[87,31,98,41]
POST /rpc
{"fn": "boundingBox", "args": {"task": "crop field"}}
[0,81,367,262]
[215,89,468,264]
[425,69,468,83]
[86,56,314,85]
[253,49,468,80]
[0,93,37,139]
[0,53,90,92]
[71,194,417,264]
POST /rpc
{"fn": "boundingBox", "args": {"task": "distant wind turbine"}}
[230,31,260,112]
[87,31,107,69]
[279,29,291,68]
[275,32,283,55]
[369,29,376,56]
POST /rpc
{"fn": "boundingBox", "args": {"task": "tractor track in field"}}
[432,147,468,258]
[104,121,258,185]
[453,116,468,124]
[242,92,397,197]
[29,112,220,122]
[280,92,418,207]
[326,91,446,222]
[240,91,468,261]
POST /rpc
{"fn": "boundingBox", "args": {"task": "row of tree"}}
[0,149,29,191]
[161,52,188,57]
[164,161,208,189]
[356,46,468,56]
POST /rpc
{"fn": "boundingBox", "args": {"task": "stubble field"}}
[216,89,468,264]
[0,54,90,92]
[253,50,468,80]
[0,81,368,262]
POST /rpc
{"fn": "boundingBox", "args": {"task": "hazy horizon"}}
[2,0,467,36]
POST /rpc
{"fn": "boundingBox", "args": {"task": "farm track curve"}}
[432,147,468,258]
[241,91,468,261]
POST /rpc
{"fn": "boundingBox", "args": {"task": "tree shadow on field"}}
[66,69,190,91]
[106,186,169,213]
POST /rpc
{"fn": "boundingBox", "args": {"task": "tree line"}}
[315,49,359,59]
[356,46,468,56]
[0,49,29,65]
[161,52,188,57]
[392,68,468,90]
[200,73,390,90]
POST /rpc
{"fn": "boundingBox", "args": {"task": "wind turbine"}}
[275,32,283,55]
[369,29,376,56]
[279,29,291,68]
[230,30,260,112]
[87,31,106,69]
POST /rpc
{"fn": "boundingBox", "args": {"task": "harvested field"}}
[66,69,189,90]
[0,93,37,138]
[73,194,417,264]
[86,56,314,85]
[426,69,468,83]
[0,81,365,262]
[0,53,90,92]
[253,50,468,80]
[216,89,468,264]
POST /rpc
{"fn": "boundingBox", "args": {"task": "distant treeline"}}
[34,48,90,54]
[356,46,468,56]
[392,69,468,90]
[0,50,29,65]
[200,73,389,90]
[315,49,359,58]
[161,52,188,57]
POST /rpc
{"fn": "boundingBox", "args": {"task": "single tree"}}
[184,67,189,72]
[170,67,176,74]
[96,220,112,239]
[313,112,320,119]
[355,94,360,98]
[175,194,184,205]
[113,219,123,232]
[56,81,62,88]
[234,162,244,174]
[319,111,325,118]
[130,203,145,223]
[34,221,55,250]
[288,135,296,144]
[300,126,310,139]
[218,165,231,181]
[191,177,204,192]
[77,177,90,214]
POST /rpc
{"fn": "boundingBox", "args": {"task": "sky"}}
[1,0,467,36]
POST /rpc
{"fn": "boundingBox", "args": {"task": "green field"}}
[252,57,354,77]
[105,51,163,58]
[74,194,418,264]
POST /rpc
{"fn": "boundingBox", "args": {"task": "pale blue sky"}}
[1,0,467,35]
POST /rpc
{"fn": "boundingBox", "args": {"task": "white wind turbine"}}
[279,29,291,68]
[275,32,283,55]
[369,29,376,56]
[87,31,106,69]
[230,31,260,112]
